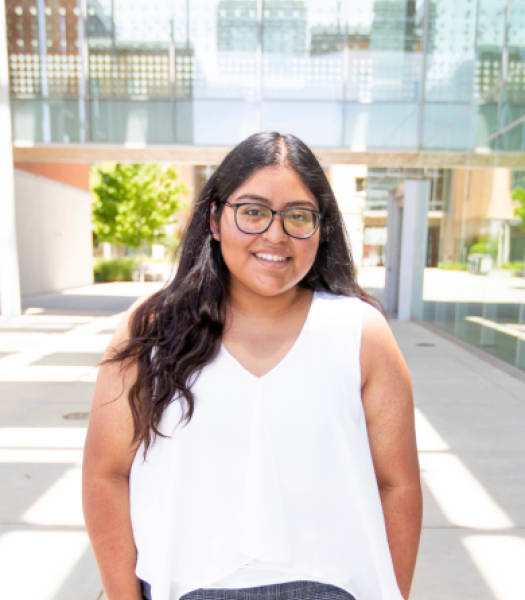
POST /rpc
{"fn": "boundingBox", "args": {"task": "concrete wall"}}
[329,165,366,270]
[14,169,93,296]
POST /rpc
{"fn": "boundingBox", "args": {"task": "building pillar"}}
[0,0,22,317]
[397,180,430,321]
[384,187,403,315]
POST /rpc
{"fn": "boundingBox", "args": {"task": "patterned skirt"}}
[141,580,357,600]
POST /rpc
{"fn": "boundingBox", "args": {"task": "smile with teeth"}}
[254,253,289,262]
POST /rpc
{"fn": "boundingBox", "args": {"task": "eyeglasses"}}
[221,202,322,239]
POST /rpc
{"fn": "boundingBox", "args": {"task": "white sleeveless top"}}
[129,291,403,600]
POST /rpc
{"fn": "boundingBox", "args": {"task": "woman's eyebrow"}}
[235,194,317,209]
[283,200,317,209]
[235,194,270,204]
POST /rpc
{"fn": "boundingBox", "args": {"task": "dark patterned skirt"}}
[141,580,357,600]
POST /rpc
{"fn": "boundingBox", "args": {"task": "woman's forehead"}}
[230,166,318,208]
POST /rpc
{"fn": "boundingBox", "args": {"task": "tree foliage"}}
[513,184,525,232]
[92,163,188,249]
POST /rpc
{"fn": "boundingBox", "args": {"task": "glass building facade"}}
[7,0,524,149]
[5,0,525,374]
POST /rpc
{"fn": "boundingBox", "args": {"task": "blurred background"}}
[2,0,525,374]
[1,1,525,600]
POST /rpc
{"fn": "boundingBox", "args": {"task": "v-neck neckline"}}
[220,290,318,382]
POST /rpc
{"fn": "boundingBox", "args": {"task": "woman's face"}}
[211,166,320,298]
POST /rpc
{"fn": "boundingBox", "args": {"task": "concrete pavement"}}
[0,282,524,600]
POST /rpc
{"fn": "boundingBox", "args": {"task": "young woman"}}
[83,132,422,600]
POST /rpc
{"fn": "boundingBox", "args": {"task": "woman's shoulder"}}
[314,289,364,307]
[315,291,370,316]
[312,291,369,340]
[314,291,390,341]
[359,299,405,388]
[314,293,402,389]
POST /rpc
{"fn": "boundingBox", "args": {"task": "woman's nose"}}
[262,213,288,243]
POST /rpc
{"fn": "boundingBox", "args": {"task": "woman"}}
[83,132,422,600]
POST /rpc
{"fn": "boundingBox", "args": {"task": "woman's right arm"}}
[82,307,143,600]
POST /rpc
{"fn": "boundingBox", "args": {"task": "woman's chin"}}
[238,277,302,299]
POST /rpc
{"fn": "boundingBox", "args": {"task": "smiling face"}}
[211,166,321,299]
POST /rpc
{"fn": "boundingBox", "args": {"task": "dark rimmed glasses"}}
[221,202,323,240]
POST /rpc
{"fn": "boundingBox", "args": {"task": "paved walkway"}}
[0,283,524,600]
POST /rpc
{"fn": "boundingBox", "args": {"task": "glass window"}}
[345,102,418,149]
[87,0,171,99]
[193,100,259,145]
[90,100,173,143]
[262,0,344,101]
[176,0,258,100]
[261,101,343,146]
[422,137,525,374]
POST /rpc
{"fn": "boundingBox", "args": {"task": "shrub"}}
[501,261,524,270]
[437,261,468,271]
[94,258,136,282]
[469,240,498,258]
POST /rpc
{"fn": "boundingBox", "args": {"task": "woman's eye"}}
[290,212,309,221]
[246,209,263,217]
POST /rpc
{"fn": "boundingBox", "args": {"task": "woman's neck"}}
[227,282,311,324]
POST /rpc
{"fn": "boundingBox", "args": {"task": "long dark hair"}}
[107,132,381,453]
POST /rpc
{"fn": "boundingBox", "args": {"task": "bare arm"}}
[360,304,423,599]
[82,303,144,600]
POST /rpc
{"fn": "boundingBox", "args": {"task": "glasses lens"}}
[236,204,272,233]
[284,209,316,238]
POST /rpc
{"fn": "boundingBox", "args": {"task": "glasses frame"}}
[221,202,323,240]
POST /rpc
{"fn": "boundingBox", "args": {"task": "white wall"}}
[14,169,94,296]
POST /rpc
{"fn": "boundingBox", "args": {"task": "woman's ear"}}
[209,203,220,241]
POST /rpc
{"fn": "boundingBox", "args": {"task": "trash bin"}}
[467,253,493,275]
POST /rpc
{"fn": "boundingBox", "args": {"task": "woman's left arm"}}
[360,303,423,600]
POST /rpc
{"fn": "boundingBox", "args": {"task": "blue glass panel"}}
[49,99,81,142]
[11,99,43,143]
[193,101,259,145]
[422,103,477,149]
[261,101,343,146]
[174,102,193,144]
[11,98,81,142]
[344,102,418,149]
[493,116,525,152]
[89,100,173,143]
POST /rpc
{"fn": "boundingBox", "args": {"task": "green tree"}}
[513,184,525,232]
[512,184,525,275]
[92,163,188,279]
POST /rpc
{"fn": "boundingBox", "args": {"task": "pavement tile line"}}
[0,311,126,384]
